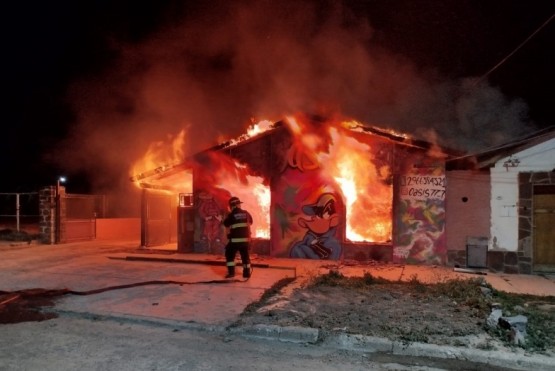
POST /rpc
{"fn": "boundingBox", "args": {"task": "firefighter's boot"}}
[225,264,235,278]
[242,264,251,278]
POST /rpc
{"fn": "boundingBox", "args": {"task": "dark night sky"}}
[2,0,554,193]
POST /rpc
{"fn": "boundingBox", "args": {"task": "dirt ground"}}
[1,265,553,357]
[1,279,490,348]
[235,279,514,351]
[1,282,503,362]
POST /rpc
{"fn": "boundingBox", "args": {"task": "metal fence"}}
[0,192,40,232]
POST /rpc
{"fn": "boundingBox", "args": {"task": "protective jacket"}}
[223,207,253,242]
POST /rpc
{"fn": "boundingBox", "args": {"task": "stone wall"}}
[38,185,67,244]
[38,187,55,244]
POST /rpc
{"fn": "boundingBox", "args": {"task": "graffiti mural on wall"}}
[198,191,224,246]
[194,189,228,253]
[191,150,269,253]
[271,168,343,259]
[394,170,447,264]
[271,140,344,259]
[289,193,342,259]
[270,120,397,260]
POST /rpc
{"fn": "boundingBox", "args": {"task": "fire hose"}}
[0,267,254,302]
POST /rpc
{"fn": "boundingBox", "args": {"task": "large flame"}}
[131,117,394,243]
[130,129,192,193]
[131,122,272,239]
[213,119,273,238]
[204,157,271,238]
[321,127,392,242]
[219,174,270,239]
[286,115,393,243]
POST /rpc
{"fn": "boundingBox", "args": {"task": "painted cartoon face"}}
[298,194,340,234]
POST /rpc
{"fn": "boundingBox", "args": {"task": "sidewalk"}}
[114,247,555,296]
[1,239,555,370]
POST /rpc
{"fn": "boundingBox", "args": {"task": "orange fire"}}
[219,175,270,239]
[131,122,273,239]
[209,120,273,238]
[132,116,393,243]
[247,120,274,137]
[286,115,393,243]
[130,129,192,193]
[320,127,392,242]
[228,119,276,146]
[209,157,271,238]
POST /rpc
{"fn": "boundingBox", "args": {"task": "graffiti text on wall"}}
[400,175,446,201]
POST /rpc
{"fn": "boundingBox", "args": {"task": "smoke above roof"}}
[57,0,534,194]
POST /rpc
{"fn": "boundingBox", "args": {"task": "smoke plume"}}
[57,0,533,205]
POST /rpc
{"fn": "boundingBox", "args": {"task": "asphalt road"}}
[1,239,554,370]
[1,316,515,371]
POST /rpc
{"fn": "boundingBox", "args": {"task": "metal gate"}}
[62,193,104,243]
[141,190,177,247]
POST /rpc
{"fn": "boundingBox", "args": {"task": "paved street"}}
[1,239,555,370]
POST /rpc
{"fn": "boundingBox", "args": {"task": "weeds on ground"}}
[0,229,37,242]
[431,277,491,312]
[311,270,489,312]
[311,269,391,288]
[309,270,555,353]
[487,290,555,353]
[238,270,555,353]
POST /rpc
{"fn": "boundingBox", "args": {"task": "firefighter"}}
[223,196,253,278]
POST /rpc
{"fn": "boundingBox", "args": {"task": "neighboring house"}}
[446,126,555,274]
[133,115,458,266]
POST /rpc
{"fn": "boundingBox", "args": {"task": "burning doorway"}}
[189,149,271,254]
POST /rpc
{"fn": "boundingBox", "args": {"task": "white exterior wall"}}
[490,137,555,251]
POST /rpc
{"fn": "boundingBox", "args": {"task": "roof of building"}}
[131,116,462,189]
[446,125,555,170]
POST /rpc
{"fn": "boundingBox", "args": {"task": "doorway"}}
[533,185,555,272]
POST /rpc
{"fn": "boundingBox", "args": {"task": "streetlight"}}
[55,176,66,244]
[56,176,67,199]
[57,176,67,191]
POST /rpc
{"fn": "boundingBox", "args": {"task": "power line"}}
[472,11,555,87]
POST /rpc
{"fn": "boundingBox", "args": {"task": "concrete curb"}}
[53,309,227,334]
[236,325,555,371]
[54,309,555,370]
[319,332,555,371]
[229,324,320,344]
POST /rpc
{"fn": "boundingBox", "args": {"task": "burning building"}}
[131,114,455,265]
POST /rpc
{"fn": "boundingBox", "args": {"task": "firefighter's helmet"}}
[228,196,243,207]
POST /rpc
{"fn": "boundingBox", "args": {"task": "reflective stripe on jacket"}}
[224,207,253,242]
